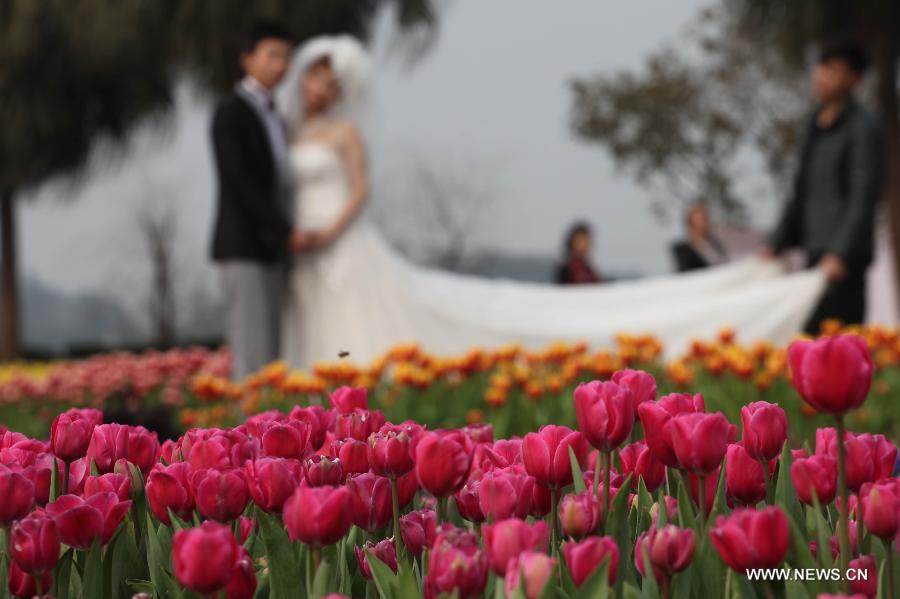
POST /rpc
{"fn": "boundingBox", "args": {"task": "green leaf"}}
[569,446,587,495]
[572,559,611,599]
[775,444,803,528]
[784,577,812,599]
[257,508,299,599]
[81,539,104,599]
[810,495,832,568]
[675,473,697,532]
[166,508,189,532]
[311,557,334,599]
[638,541,659,599]
[366,549,398,599]
[53,547,74,599]
[50,458,60,502]
[125,579,157,596]
[144,512,169,598]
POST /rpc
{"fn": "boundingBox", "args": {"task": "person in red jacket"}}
[556,222,602,285]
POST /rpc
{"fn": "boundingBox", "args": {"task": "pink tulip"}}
[788,335,873,414]
[669,412,730,474]
[619,441,666,492]
[709,507,789,571]
[573,380,634,452]
[725,444,767,505]
[791,454,838,505]
[741,402,787,462]
[562,536,620,587]
[504,552,556,599]
[482,518,549,575]
[637,393,705,468]
[522,425,589,489]
[611,369,657,415]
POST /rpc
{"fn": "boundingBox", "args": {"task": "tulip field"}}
[0,330,897,599]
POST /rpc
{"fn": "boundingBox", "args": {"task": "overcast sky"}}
[21,0,785,322]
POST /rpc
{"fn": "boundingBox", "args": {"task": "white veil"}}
[275,35,372,136]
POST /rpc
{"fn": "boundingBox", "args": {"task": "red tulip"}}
[788,335,874,414]
[562,536,620,587]
[522,425,589,489]
[848,554,877,598]
[192,468,249,522]
[283,485,352,546]
[172,521,239,595]
[454,479,485,523]
[573,380,634,452]
[305,455,344,487]
[611,369,657,415]
[619,441,666,492]
[355,538,398,580]
[346,472,393,532]
[186,436,232,471]
[791,454,837,505]
[687,468,719,515]
[86,423,129,474]
[146,462,195,525]
[84,472,131,502]
[504,552,556,599]
[0,466,34,525]
[261,421,311,460]
[860,480,900,540]
[329,386,368,414]
[637,393,705,468]
[400,509,438,558]
[10,512,59,574]
[243,457,302,513]
[46,492,131,548]
[725,444,767,505]
[709,507,789,571]
[559,491,598,539]
[329,438,369,475]
[482,518,549,575]
[741,402,787,462]
[634,524,696,583]
[50,409,96,462]
[478,466,534,521]
[480,439,524,470]
[816,429,897,492]
[368,424,416,478]
[8,561,51,599]
[425,530,488,599]
[227,546,257,599]
[416,432,471,497]
[288,405,329,451]
[669,412,730,474]
[127,426,161,475]
[530,482,552,517]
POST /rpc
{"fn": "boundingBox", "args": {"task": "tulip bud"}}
[478,467,534,521]
[226,546,257,599]
[400,509,438,558]
[848,554,877,598]
[425,531,489,599]
[0,466,34,526]
[346,473,393,532]
[192,468,249,522]
[454,479,485,524]
[562,536,620,587]
[573,380,634,452]
[860,480,900,540]
[329,386,368,414]
[791,454,837,505]
[710,507,789,571]
[669,412,730,474]
[522,425,589,489]
[84,472,131,502]
[355,538,398,580]
[146,462,195,525]
[637,393,705,468]
[725,444,767,505]
[482,518,549,576]
[10,512,59,574]
[283,485,352,546]
[50,409,96,463]
[740,402,787,462]
[415,432,471,498]
[634,525,695,583]
[559,491,598,539]
[619,441,666,492]
[504,552,556,599]
[611,369,657,416]
[368,425,416,479]
[243,457,302,513]
[8,561,52,599]
[172,521,239,595]
[329,438,369,475]
[788,335,873,414]
[305,455,344,487]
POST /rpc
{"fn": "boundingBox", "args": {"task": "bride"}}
[279,36,825,370]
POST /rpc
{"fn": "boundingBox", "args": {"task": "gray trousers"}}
[219,261,285,380]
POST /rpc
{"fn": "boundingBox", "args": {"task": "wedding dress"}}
[280,141,826,370]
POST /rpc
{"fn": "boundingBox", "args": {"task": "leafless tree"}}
[138,203,177,347]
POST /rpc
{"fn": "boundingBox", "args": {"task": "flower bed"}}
[0,333,895,598]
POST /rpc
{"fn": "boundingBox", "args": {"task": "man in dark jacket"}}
[764,39,885,334]
[210,21,308,379]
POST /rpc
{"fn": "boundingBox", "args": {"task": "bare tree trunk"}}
[1,190,19,360]
[876,28,900,311]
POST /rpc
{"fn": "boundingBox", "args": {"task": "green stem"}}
[63,460,70,496]
[601,451,611,535]
[35,574,44,597]
[390,477,402,559]
[887,541,895,599]
[763,459,775,505]
[549,487,560,557]
[437,496,447,524]
[835,415,851,593]
[660,576,671,599]
[697,474,707,535]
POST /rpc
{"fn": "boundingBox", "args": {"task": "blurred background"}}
[1,0,898,359]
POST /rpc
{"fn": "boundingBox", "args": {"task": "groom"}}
[210,20,309,380]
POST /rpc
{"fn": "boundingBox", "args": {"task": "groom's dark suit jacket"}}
[210,90,292,263]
